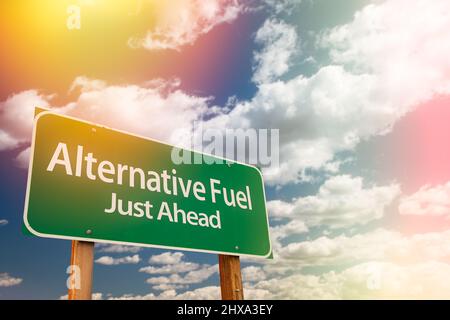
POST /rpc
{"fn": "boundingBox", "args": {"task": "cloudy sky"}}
[1,0,450,299]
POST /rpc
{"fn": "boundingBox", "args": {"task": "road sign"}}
[23,111,271,258]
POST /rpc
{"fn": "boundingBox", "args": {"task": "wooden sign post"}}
[68,240,94,300]
[218,254,244,300]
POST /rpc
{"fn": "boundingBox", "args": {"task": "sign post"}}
[68,240,94,300]
[218,254,244,300]
[24,110,272,300]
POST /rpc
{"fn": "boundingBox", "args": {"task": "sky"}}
[1,0,450,299]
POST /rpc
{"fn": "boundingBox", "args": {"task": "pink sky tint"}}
[377,95,450,233]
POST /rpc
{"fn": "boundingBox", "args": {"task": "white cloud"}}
[204,65,398,184]
[249,261,450,299]
[269,219,308,252]
[113,259,450,299]
[0,219,8,227]
[108,290,177,300]
[399,182,450,217]
[151,284,187,291]
[321,0,450,108]
[148,252,185,265]
[59,292,103,300]
[0,273,22,287]
[129,0,241,51]
[247,271,341,299]
[266,200,295,217]
[170,286,220,299]
[270,219,308,240]
[142,252,216,291]
[95,254,141,266]
[203,0,450,185]
[108,286,219,300]
[65,77,210,143]
[252,19,299,84]
[0,77,211,168]
[140,261,200,275]
[242,266,267,283]
[268,175,400,229]
[263,0,302,15]
[0,131,18,151]
[96,243,141,254]
[107,285,270,300]
[0,90,50,151]
[146,264,218,285]
[340,261,450,299]
[69,76,106,93]
[14,147,31,169]
[278,229,394,266]
[92,292,103,300]
[276,228,450,267]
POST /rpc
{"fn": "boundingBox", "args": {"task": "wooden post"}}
[218,254,244,300]
[68,240,95,300]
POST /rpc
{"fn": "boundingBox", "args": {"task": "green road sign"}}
[23,111,272,258]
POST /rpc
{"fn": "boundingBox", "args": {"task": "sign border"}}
[23,109,273,259]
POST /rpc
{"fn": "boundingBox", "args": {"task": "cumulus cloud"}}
[108,290,178,300]
[248,261,450,299]
[96,243,142,254]
[399,182,450,217]
[100,225,450,299]
[151,284,187,291]
[139,262,200,275]
[0,273,23,287]
[278,229,394,266]
[111,285,269,299]
[14,147,31,169]
[129,0,241,51]
[95,254,141,265]
[252,19,299,84]
[169,286,220,299]
[65,77,210,143]
[109,259,450,299]
[108,286,219,300]
[263,0,302,15]
[108,285,270,300]
[268,219,308,253]
[146,265,218,286]
[268,175,400,229]
[277,228,450,267]
[270,219,308,241]
[242,265,267,283]
[141,252,217,291]
[0,90,50,151]
[60,292,103,300]
[131,259,450,299]
[203,0,450,185]
[203,64,399,184]
[0,77,211,168]
[69,76,106,93]
[321,0,450,108]
[148,252,185,265]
